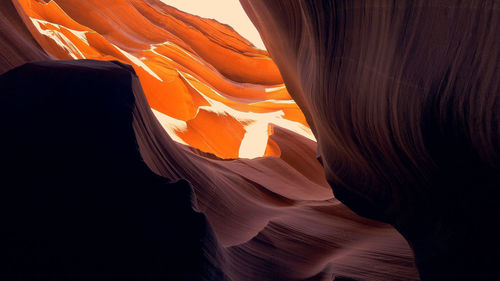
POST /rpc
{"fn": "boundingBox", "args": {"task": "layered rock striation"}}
[240,1,500,279]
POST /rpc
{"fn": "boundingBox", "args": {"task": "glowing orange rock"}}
[13,0,313,159]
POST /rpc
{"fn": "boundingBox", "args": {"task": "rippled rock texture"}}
[241,1,500,280]
[0,57,418,280]
[10,0,315,159]
[3,0,497,280]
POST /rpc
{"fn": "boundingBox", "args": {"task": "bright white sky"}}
[160,0,266,50]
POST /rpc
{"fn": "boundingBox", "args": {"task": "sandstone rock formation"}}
[5,0,496,280]
[240,1,500,280]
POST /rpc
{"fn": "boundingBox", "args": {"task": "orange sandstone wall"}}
[13,0,313,159]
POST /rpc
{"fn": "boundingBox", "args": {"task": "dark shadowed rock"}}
[241,1,500,280]
[0,60,225,281]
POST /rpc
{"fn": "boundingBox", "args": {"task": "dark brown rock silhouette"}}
[0,60,225,281]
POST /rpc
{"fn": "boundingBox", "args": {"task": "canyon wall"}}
[240,1,500,279]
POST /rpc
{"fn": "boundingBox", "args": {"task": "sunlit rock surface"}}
[12,0,315,159]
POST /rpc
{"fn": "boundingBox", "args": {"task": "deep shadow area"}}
[0,60,223,281]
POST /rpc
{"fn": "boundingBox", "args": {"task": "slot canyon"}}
[0,1,498,280]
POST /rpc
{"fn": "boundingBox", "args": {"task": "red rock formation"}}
[0,0,48,73]
[12,0,314,159]
[240,0,500,279]
[0,0,426,280]
[106,59,422,280]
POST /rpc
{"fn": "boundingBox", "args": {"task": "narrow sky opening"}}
[160,0,265,50]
